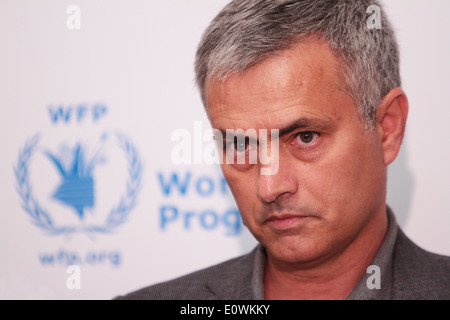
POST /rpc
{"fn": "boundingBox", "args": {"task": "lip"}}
[265,214,310,230]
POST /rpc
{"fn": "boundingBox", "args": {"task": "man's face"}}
[205,41,388,266]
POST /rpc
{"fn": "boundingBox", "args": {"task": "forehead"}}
[204,40,355,130]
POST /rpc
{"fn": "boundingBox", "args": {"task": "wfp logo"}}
[14,132,142,237]
[45,143,100,219]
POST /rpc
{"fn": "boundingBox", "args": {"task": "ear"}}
[376,88,409,166]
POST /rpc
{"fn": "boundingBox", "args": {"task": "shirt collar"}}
[346,207,397,300]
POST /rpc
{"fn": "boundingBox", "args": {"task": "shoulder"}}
[115,247,259,300]
[392,228,450,299]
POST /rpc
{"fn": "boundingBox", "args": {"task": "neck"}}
[264,208,388,300]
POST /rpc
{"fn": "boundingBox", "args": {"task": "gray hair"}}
[195,0,401,129]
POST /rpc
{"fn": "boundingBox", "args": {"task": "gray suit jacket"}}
[117,228,450,300]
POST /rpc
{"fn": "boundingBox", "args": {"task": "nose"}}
[256,156,298,204]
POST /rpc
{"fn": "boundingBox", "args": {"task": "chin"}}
[265,236,331,266]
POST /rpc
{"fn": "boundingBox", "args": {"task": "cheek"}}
[310,134,386,213]
[220,165,258,212]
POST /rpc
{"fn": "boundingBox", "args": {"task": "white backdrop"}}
[0,0,448,300]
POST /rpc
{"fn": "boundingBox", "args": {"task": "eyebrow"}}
[216,116,335,140]
[278,117,335,136]
[218,130,259,144]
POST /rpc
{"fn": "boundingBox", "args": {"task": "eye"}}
[224,136,257,166]
[234,136,249,153]
[294,131,320,146]
[224,136,250,153]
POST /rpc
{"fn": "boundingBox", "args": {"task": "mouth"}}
[265,214,312,231]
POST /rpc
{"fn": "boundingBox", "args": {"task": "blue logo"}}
[44,143,101,219]
[14,132,142,237]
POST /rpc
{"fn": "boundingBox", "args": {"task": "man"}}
[119,0,450,299]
